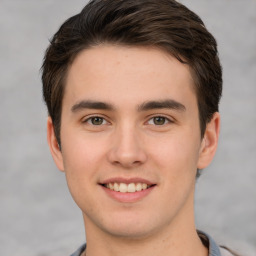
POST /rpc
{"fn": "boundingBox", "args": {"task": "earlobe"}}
[47,117,65,172]
[197,112,220,169]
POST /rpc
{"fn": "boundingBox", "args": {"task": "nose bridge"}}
[107,120,146,167]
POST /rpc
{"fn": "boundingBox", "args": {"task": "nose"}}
[107,124,147,168]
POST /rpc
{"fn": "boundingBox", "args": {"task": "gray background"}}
[0,0,255,255]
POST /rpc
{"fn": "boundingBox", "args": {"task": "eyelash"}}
[82,115,173,126]
[82,116,109,126]
[146,116,173,126]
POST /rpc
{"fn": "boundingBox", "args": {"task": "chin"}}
[98,214,165,240]
[105,225,156,240]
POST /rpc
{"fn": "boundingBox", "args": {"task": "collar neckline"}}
[198,230,221,256]
[71,231,222,256]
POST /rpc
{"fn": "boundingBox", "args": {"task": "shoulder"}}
[197,230,241,256]
[219,247,235,256]
[70,244,86,256]
[219,246,242,256]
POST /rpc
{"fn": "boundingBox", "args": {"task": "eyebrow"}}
[71,100,114,112]
[138,99,186,112]
[71,99,186,113]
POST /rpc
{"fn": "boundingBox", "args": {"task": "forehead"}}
[64,45,196,108]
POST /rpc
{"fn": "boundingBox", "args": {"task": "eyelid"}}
[146,115,174,125]
[82,114,110,125]
[80,114,174,126]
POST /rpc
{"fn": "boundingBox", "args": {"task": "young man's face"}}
[48,45,219,239]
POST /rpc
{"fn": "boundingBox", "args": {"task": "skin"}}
[47,45,220,256]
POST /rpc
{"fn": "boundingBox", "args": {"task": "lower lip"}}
[100,185,155,203]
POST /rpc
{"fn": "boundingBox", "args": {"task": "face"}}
[48,45,219,240]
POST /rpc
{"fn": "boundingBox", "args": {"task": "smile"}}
[103,182,153,193]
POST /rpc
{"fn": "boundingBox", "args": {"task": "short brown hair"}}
[42,0,222,146]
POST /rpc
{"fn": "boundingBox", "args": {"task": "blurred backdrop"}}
[0,0,255,255]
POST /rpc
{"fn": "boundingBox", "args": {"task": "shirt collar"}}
[198,230,222,256]
[71,231,222,256]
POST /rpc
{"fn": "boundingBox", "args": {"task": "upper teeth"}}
[106,183,149,193]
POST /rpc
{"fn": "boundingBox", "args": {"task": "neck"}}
[83,198,208,256]
[85,227,207,256]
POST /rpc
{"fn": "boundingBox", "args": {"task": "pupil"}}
[154,117,165,125]
[92,117,103,125]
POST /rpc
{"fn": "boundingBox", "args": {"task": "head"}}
[42,0,222,147]
[42,0,222,241]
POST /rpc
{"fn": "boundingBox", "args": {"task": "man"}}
[41,0,239,255]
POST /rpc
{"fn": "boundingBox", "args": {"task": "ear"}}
[47,117,64,172]
[197,112,220,169]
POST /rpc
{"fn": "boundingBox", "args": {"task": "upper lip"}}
[100,177,155,185]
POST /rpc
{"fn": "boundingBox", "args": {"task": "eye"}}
[147,116,171,125]
[84,116,107,125]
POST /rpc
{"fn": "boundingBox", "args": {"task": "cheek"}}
[147,132,200,176]
[60,135,104,207]
[60,132,108,186]
[62,130,105,163]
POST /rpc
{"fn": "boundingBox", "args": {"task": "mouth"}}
[99,178,156,202]
[101,182,155,193]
